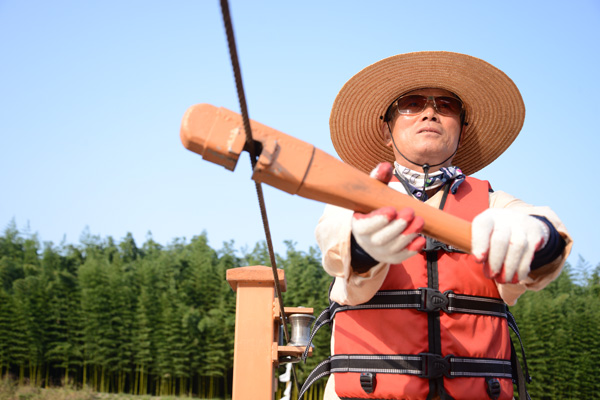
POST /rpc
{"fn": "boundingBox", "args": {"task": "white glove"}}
[472,208,550,283]
[352,206,425,264]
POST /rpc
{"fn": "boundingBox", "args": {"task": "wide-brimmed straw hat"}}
[330,51,525,176]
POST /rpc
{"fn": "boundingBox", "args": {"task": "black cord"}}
[219,0,257,165]
[219,0,299,391]
[422,163,430,194]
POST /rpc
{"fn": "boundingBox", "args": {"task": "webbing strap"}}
[299,357,334,399]
[507,310,532,400]
[507,310,531,383]
[299,353,513,399]
[301,306,333,360]
[301,289,507,361]
[302,308,533,398]
[327,289,506,320]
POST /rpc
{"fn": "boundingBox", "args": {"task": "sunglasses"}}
[391,95,464,118]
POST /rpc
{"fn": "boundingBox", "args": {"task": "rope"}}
[219,0,299,393]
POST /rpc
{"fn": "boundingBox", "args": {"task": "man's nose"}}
[421,101,438,120]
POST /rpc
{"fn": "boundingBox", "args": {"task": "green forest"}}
[0,221,598,399]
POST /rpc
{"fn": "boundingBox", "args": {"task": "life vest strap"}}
[301,289,508,362]
[298,353,513,399]
[507,310,531,383]
[507,310,532,399]
[301,306,333,361]
[326,289,507,319]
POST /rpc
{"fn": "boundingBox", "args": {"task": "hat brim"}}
[330,51,525,176]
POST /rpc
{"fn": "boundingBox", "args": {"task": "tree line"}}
[0,221,331,398]
[0,221,598,399]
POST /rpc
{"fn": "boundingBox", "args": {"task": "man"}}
[304,52,572,400]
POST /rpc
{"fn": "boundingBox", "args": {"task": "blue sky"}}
[1,1,599,269]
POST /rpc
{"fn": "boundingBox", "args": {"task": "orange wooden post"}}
[227,266,287,400]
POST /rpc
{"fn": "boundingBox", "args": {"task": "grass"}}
[0,379,226,400]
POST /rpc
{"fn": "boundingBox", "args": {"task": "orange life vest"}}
[302,177,518,400]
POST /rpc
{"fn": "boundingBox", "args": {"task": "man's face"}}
[384,88,463,170]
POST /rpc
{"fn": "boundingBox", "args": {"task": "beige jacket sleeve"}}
[315,189,572,306]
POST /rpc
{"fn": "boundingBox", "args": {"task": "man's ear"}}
[381,119,393,147]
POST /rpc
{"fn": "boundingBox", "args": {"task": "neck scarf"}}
[394,162,466,201]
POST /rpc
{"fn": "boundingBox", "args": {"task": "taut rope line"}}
[218,0,300,393]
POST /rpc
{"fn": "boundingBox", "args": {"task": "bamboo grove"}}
[0,221,332,398]
[0,221,599,399]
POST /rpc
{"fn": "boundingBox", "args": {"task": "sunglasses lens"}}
[393,95,463,117]
[435,97,463,116]
[396,95,428,114]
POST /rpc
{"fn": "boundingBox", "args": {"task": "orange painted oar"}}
[180,104,472,253]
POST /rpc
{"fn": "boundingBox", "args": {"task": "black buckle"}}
[424,237,462,253]
[359,372,376,394]
[486,377,501,400]
[420,353,452,379]
[418,288,452,313]
[424,237,444,252]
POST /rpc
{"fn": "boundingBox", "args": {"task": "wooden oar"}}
[180,103,472,253]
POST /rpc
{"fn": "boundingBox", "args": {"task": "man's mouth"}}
[418,127,441,134]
